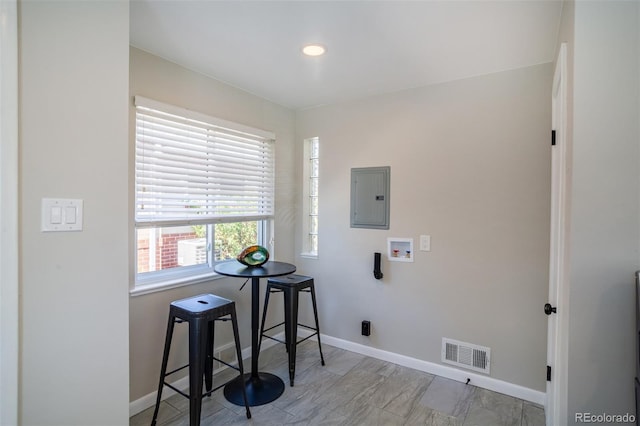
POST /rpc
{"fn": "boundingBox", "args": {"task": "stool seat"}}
[171,293,236,317]
[266,274,314,287]
[259,274,325,386]
[151,294,251,426]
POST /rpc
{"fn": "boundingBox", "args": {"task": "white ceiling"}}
[130,1,563,110]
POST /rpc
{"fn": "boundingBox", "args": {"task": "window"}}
[301,137,319,257]
[134,96,275,289]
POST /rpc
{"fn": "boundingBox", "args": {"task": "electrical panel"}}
[350,166,390,230]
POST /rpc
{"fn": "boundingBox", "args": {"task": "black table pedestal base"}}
[223,372,285,406]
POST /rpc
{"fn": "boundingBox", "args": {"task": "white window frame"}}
[301,137,319,258]
[132,96,275,293]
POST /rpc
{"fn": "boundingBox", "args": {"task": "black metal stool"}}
[258,274,325,386]
[151,294,251,426]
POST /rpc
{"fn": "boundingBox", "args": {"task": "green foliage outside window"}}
[192,225,206,238]
[214,221,258,261]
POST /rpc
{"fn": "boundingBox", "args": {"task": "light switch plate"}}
[420,235,431,251]
[42,198,83,232]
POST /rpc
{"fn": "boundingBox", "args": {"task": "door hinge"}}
[547,365,552,381]
[551,130,556,146]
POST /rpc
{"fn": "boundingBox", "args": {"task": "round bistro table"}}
[214,260,296,406]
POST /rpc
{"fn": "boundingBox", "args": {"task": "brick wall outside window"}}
[137,231,199,273]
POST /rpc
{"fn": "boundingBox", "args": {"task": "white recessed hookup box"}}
[41,198,83,232]
[387,237,413,262]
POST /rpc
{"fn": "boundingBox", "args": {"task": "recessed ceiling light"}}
[302,44,326,57]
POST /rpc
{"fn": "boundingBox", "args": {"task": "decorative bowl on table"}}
[237,245,270,267]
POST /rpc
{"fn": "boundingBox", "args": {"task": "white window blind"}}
[135,96,275,226]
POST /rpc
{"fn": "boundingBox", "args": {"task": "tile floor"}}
[130,341,545,426]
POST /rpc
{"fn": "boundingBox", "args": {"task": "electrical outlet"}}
[361,320,371,336]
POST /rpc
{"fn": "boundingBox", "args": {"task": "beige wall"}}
[295,64,552,391]
[128,48,296,402]
[566,1,639,422]
[1,0,19,424]
[19,1,130,424]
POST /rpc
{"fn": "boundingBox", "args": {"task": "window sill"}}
[130,272,224,297]
[299,252,318,260]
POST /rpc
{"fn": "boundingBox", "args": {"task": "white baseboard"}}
[130,329,545,417]
[317,333,545,406]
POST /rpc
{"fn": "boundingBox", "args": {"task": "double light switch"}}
[41,198,83,232]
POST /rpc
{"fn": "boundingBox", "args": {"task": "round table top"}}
[214,260,296,279]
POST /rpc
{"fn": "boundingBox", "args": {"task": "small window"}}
[133,96,275,290]
[301,137,319,257]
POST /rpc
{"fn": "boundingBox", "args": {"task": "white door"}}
[546,43,568,426]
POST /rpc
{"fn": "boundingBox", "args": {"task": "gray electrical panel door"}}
[350,166,390,229]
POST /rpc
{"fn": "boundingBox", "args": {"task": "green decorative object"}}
[237,245,270,267]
